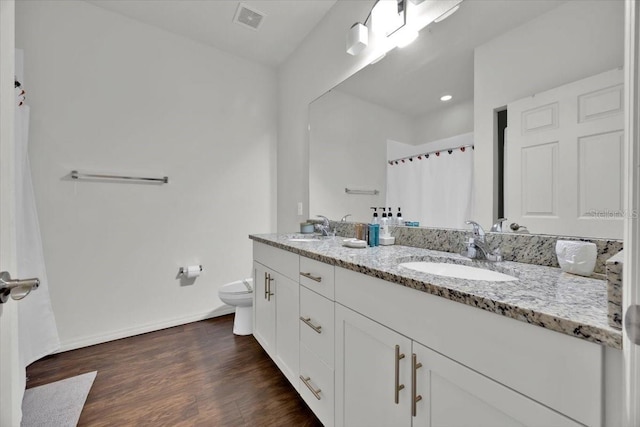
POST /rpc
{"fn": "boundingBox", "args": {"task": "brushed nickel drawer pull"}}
[300,272,322,282]
[411,353,423,417]
[299,316,322,334]
[300,375,322,400]
[264,272,268,300]
[395,345,405,404]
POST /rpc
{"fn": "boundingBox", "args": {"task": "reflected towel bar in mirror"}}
[70,170,169,184]
[345,188,379,195]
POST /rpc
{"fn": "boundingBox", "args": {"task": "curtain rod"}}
[388,144,474,165]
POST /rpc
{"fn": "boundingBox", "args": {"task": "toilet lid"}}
[222,280,253,294]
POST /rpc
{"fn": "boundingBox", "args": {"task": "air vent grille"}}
[233,3,265,31]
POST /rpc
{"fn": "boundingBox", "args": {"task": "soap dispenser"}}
[379,207,388,237]
[370,207,379,224]
[396,207,403,226]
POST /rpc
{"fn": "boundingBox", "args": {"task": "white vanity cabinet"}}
[253,243,300,388]
[335,304,580,427]
[251,239,620,427]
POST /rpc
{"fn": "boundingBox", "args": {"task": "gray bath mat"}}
[22,371,97,427]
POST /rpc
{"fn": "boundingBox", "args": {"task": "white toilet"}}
[218,278,253,335]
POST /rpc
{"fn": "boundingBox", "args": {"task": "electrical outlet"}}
[297,202,303,216]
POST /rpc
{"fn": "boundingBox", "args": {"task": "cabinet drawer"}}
[300,345,334,427]
[254,242,299,281]
[299,256,335,300]
[300,286,334,368]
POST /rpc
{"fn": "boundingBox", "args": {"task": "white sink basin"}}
[399,262,517,282]
[288,237,322,242]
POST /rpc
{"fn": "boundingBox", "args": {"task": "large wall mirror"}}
[309,0,624,239]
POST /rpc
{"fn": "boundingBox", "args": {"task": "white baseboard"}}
[56,305,236,353]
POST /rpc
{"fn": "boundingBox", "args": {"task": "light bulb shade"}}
[346,23,368,56]
[371,0,403,36]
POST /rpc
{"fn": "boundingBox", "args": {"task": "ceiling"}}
[85,0,337,67]
[336,0,567,118]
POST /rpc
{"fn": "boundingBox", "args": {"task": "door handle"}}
[267,274,274,302]
[411,353,423,417]
[0,271,39,303]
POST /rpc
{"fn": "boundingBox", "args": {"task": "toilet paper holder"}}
[178,265,203,276]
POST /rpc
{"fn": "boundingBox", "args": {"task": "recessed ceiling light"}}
[440,95,453,101]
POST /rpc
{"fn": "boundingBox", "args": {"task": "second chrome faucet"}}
[462,220,503,262]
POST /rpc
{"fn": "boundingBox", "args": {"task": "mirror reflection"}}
[309,0,624,239]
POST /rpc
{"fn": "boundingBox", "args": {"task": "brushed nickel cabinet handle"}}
[411,353,423,417]
[300,375,322,400]
[264,272,268,300]
[299,316,322,334]
[300,272,322,282]
[395,345,405,404]
[267,274,274,302]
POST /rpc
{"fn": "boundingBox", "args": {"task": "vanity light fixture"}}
[395,28,419,48]
[434,4,460,23]
[346,23,369,55]
[440,94,453,101]
[346,0,409,56]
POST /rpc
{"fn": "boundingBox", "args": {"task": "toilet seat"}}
[220,280,252,295]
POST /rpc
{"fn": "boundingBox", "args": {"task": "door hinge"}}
[625,305,640,346]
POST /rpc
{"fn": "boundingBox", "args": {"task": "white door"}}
[274,271,298,387]
[253,262,275,357]
[411,341,580,427]
[0,0,24,425]
[623,1,640,425]
[335,304,411,427]
[507,68,624,239]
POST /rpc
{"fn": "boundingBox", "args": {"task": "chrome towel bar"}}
[71,170,169,184]
[345,187,379,195]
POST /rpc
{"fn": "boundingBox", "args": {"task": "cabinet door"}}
[274,271,299,388]
[253,262,275,357]
[411,341,582,427]
[335,305,412,427]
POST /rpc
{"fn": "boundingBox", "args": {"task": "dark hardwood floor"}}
[26,315,322,426]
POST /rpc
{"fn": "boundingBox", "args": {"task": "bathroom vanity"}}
[250,234,622,427]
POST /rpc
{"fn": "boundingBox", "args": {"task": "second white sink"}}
[399,262,518,282]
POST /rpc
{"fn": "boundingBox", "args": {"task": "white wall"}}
[309,90,412,222]
[16,1,277,350]
[473,0,624,228]
[413,99,473,145]
[278,1,381,232]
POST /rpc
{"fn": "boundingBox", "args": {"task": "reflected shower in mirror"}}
[309,0,624,238]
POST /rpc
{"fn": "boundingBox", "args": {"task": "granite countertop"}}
[250,233,622,349]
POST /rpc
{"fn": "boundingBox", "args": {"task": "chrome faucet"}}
[341,214,352,222]
[462,220,503,262]
[490,218,508,232]
[315,215,334,236]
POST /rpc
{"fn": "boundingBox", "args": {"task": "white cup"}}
[555,240,597,277]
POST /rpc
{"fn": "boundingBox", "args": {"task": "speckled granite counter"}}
[250,233,622,349]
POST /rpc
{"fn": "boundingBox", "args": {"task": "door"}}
[274,271,298,387]
[335,304,411,427]
[411,342,580,427]
[0,0,23,425]
[507,68,624,238]
[253,262,275,357]
[624,1,640,425]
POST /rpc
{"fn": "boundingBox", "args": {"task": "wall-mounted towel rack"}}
[70,170,169,184]
[345,188,379,195]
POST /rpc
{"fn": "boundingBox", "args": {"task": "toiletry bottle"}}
[370,207,379,224]
[368,224,375,247]
[379,207,388,237]
[373,224,380,246]
[396,207,403,226]
[388,207,394,226]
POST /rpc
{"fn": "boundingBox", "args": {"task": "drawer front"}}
[253,241,299,281]
[300,286,335,368]
[299,256,335,300]
[300,345,334,427]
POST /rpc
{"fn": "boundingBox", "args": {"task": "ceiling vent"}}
[233,3,266,31]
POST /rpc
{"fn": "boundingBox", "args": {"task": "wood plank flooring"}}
[26,315,322,426]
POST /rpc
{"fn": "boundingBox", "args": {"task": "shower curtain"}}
[386,147,474,229]
[15,51,60,368]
